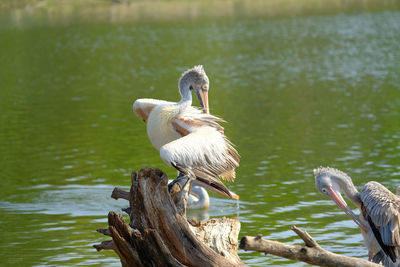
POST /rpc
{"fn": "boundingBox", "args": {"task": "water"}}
[1,8,400,266]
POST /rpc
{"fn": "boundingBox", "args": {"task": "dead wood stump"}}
[94,167,242,267]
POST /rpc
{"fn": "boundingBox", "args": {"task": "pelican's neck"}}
[197,187,209,207]
[190,186,210,209]
[178,84,192,109]
[334,175,362,209]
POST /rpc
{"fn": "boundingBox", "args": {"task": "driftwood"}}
[188,217,242,264]
[239,225,382,267]
[94,168,242,267]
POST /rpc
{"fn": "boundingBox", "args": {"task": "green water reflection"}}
[1,8,400,266]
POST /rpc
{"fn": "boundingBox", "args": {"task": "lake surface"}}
[1,7,400,266]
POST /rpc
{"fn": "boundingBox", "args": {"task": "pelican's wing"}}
[173,107,226,134]
[168,110,239,181]
[160,113,239,198]
[361,181,400,262]
[133,98,171,122]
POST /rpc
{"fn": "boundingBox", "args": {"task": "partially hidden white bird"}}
[133,65,239,199]
[187,183,210,209]
[314,167,400,266]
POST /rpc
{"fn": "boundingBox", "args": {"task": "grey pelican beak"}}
[327,187,368,232]
[196,88,209,114]
[193,179,239,200]
[206,185,239,200]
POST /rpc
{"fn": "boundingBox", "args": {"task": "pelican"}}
[187,184,210,209]
[133,65,239,199]
[314,167,400,266]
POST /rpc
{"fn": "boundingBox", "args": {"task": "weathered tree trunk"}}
[94,168,242,267]
[239,225,382,267]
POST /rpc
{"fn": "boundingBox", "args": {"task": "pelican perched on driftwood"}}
[314,167,400,266]
[133,65,239,199]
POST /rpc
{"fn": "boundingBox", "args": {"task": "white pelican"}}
[187,183,210,209]
[314,167,400,266]
[133,65,239,199]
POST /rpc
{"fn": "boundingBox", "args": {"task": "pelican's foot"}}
[168,175,188,191]
[168,175,194,216]
[168,171,188,191]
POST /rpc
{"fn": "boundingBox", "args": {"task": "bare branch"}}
[96,228,110,236]
[121,207,131,215]
[93,240,114,251]
[111,187,130,200]
[291,225,319,247]
[240,230,382,267]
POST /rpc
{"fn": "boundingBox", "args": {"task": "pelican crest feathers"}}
[313,166,352,181]
[180,65,206,79]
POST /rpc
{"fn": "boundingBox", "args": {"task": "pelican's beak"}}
[193,179,239,200]
[327,187,368,232]
[228,190,240,200]
[207,186,239,200]
[196,89,209,114]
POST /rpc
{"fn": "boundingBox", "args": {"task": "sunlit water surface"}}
[1,10,400,266]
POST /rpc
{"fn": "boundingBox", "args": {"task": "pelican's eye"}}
[202,85,208,92]
[321,188,327,194]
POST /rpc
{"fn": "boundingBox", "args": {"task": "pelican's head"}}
[314,167,354,197]
[314,166,367,232]
[315,167,340,196]
[178,65,209,113]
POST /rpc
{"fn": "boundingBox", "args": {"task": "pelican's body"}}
[147,103,181,150]
[133,66,239,199]
[314,167,400,266]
